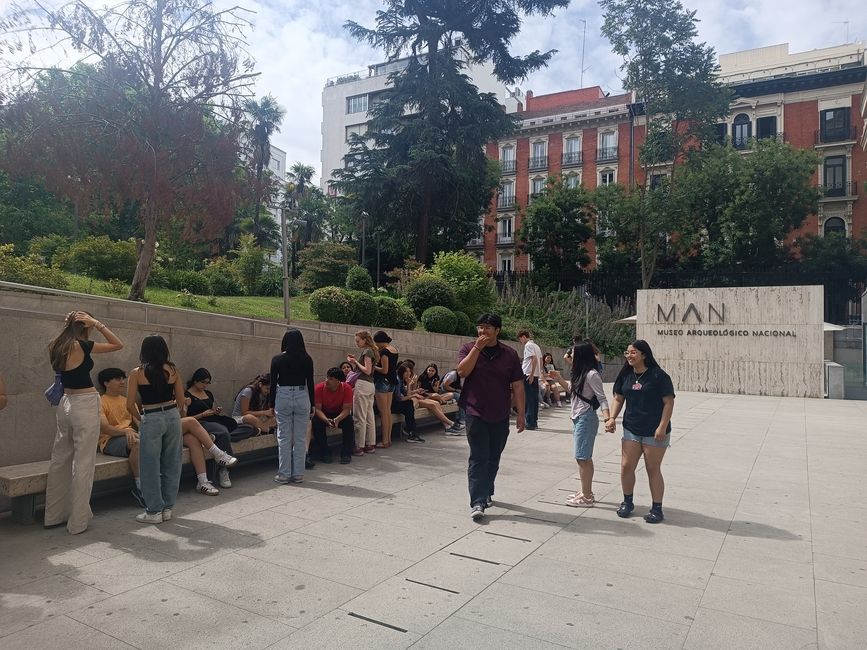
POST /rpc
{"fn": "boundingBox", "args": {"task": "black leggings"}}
[391,398,416,433]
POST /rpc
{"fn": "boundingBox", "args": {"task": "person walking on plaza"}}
[311,367,355,464]
[605,340,675,523]
[45,311,123,533]
[566,342,610,507]
[457,313,525,521]
[271,329,315,484]
[348,330,379,454]
[127,334,184,524]
[517,329,542,430]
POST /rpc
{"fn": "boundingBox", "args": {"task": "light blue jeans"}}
[275,386,310,479]
[138,406,182,514]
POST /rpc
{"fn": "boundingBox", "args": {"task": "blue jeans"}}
[138,407,182,514]
[572,411,599,460]
[524,376,539,428]
[275,386,310,478]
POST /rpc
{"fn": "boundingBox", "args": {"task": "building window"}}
[497,254,513,273]
[600,169,616,186]
[531,177,545,196]
[732,114,751,149]
[498,181,515,209]
[497,217,513,244]
[345,123,368,142]
[565,173,580,189]
[530,140,547,170]
[649,174,667,190]
[500,145,516,173]
[823,156,846,196]
[820,108,851,142]
[823,217,846,237]
[346,94,368,114]
[563,136,582,165]
[756,116,777,141]
[598,131,617,161]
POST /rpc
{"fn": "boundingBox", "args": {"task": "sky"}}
[6,0,866,181]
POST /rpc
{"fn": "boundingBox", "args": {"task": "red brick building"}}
[469,42,867,273]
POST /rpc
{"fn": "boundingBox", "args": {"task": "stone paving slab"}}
[2,388,867,648]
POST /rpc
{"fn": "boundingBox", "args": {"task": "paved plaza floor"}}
[1,389,866,649]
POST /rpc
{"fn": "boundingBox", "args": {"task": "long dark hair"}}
[571,342,600,397]
[614,339,660,386]
[48,310,93,372]
[420,363,439,390]
[281,328,311,362]
[140,334,174,392]
[237,373,270,410]
[186,367,211,389]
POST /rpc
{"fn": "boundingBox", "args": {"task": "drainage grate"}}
[449,552,502,565]
[484,531,533,543]
[404,578,460,594]
[347,612,408,633]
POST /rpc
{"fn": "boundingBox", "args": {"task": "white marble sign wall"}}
[636,286,824,398]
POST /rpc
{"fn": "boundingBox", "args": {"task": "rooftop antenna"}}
[833,20,850,43]
[579,19,592,88]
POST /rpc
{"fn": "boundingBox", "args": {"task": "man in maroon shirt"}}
[457,313,526,520]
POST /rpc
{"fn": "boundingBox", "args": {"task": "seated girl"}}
[185,367,240,488]
[392,364,455,439]
[181,416,237,496]
[232,374,276,433]
[418,363,454,404]
[542,352,565,407]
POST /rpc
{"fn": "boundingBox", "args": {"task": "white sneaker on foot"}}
[216,452,238,468]
[136,511,163,524]
[196,481,219,496]
[161,508,173,521]
[218,467,232,488]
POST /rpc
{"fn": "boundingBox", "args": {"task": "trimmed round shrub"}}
[373,296,417,330]
[405,275,455,316]
[453,310,473,336]
[202,258,243,296]
[346,289,379,326]
[309,286,353,324]
[394,302,418,330]
[345,265,374,293]
[58,236,137,281]
[167,269,209,295]
[421,306,457,334]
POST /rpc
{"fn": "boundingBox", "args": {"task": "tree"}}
[0,0,258,300]
[336,0,567,263]
[600,0,732,287]
[519,177,595,287]
[245,95,286,244]
[674,140,819,268]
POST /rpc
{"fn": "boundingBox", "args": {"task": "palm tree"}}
[287,162,317,240]
[244,94,286,244]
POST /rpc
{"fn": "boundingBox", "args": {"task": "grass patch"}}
[63,273,313,322]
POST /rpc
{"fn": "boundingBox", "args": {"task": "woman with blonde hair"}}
[45,310,123,533]
[347,330,379,454]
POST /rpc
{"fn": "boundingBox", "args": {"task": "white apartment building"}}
[320,44,510,192]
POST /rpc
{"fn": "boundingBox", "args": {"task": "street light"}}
[360,211,368,267]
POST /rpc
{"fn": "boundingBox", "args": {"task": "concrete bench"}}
[0,403,459,523]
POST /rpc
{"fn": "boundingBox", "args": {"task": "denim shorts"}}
[622,426,671,448]
[572,411,599,460]
[374,377,395,394]
[103,435,130,457]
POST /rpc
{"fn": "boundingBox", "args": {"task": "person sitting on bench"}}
[311,367,355,465]
[97,367,144,507]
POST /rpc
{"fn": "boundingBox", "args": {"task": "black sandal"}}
[616,502,634,518]
[643,510,664,524]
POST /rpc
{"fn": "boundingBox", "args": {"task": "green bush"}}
[309,286,353,323]
[148,263,170,288]
[298,242,357,291]
[28,234,72,266]
[432,251,495,320]
[234,234,266,295]
[453,310,473,336]
[421,306,457,334]
[405,274,455,316]
[202,258,243,296]
[167,269,210,295]
[57,236,137,281]
[345,265,374,293]
[393,301,418,330]
[102,278,128,295]
[257,263,295,297]
[373,296,418,330]
[0,244,68,289]
[346,289,379,325]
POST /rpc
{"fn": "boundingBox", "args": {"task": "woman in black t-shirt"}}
[605,340,674,523]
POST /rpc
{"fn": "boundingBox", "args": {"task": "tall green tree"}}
[245,95,286,244]
[519,177,595,287]
[335,0,568,263]
[0,0,258,300]
[600,0,731,287]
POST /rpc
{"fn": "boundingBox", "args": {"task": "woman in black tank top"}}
[127,335,184,524]
[45,310,123,535]
[373,331,399,448]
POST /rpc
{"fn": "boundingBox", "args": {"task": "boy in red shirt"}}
[311,367,355,464]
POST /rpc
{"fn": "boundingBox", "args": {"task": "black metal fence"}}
[492,269,865,325]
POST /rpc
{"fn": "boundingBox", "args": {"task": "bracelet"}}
[473,346,483,352]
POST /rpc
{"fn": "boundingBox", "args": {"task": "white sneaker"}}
[216,452,238,468]
[162,508,173,521]
[136,511,163,524]
[197,481,219,496]
[218,468,232,488]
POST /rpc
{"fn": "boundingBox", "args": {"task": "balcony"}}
[815,126,857,145]
[529,192,543,204]
[496,233,514,245]
[500,159,517,174]
[497,195,515,210]
[528,155,548,171]
[562,151,583,167]
[819,181,858,199]
[466,236,484,248]
[596,147,618,162]
[732,137,751,150]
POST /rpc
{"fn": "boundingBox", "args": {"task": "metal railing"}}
[496,233,514,244]
[497,195,515,209]
[596,147,618,162]
[820,181,858,198]
[528,155,548,171]
[815,125,857,144]
[562,151,583,166]
[500,159,517,173]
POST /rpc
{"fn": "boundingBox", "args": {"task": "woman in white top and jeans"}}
[567,341,610,507]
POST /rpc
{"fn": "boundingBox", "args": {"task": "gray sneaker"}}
[273,474,291,484]
[470,505,485,521]
[444,425,462,436]
[218,468,232,488]
[406,433,425,443]
[485,496,493,508]
[136,511,163,524]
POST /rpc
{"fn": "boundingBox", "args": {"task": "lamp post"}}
[280,205,291,323]
[376,230,381,289]
[360,211,368,267]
